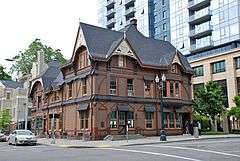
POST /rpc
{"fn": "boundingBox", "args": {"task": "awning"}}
[77,103,89,111]
[144,104,156,112]
[144,75,154,81]
[118,104,130,112]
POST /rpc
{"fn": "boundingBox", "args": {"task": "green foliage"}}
[0,65,12,80]
[193,81,226,120]
[228,95,240,119]
[192,112,211,130]
[10,39,67,75]
[0,109,12,131]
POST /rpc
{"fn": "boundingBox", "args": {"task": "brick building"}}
[29,20,193,139]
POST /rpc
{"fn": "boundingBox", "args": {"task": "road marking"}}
[104,148,201,161]
[144,145,240,158]
[170,140,239,145]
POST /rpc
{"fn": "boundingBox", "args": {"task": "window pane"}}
[127,79,134,96]
[110,76,116,95]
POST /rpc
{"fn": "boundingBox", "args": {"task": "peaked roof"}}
[76,22,193,73]
[33,60,63,91]
[0,80,23,89]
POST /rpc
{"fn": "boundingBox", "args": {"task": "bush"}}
[231,129,240,134]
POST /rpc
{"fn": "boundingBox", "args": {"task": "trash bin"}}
[160,130,167,141]
[193,127,199,138]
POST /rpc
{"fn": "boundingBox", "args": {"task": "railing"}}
[125,7,136,16]
[189,22,212,37]
[189,7,211,22]
[106,0,116,6]
[107,18,116,26]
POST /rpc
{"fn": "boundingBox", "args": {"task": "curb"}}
[38,135,240,149]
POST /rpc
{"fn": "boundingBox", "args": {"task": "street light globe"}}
[161,74,166,82]
[155,75,160,83]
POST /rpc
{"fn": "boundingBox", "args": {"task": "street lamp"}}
[155,74,166,137]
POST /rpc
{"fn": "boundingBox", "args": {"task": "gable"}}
[73,26,88,56]
[172,53,183,67]
[112,40,137,60]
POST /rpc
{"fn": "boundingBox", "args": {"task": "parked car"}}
[8,130,37,145]
[0,132,7,142]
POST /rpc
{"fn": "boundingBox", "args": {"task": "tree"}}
[0,65,12,80]
[193,81,226,124]
[10,39,67,75]
[0,109,12,131]
[228,95,240,119]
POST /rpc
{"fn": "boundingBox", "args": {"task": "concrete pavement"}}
[37,134,240,148]
[1,137,240,161]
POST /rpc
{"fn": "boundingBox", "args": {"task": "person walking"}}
[198,121,201,136]
[185,121,190,135]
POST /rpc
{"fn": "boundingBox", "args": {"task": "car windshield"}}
[16,131,32,135]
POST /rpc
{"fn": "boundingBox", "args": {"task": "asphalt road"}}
[0,138,240,161]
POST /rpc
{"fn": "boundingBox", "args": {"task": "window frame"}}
[211,60,226,74]
[110,76,117,95]
[127,79,134,96]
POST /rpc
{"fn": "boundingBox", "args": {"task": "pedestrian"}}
[189,121,194,135]
[185,121,190,135]
[198,121,201,136]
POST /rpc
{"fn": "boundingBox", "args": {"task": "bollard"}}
[160,130,167,141]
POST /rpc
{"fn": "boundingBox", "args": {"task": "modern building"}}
[191,48,240,130]
[98,0,240,61]
[170,0,240,59]
[0,80,31,130]
[98,0,171,41]
[29,20,193,140]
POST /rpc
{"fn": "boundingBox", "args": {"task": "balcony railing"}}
[125,7,136,17]
[189,23,213,38]
[188,0,211,11]
[190,37,213,53]
[189,7,212,24]
[125,0,135,7]
[107,18,116,28]
[106,8,115,18]
[106,0,116,8]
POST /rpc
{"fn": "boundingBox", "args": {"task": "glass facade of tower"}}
[149,0,171,41]
[98,0,150,36]
[98,0,240,60]
[170,0,240,60]
[98,0,171,40]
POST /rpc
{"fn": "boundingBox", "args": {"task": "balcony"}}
[125,7,136,18]
[189,8,212,25]
[125,0,135,7]
[107,18,116,28]
[189,24,213,39]
[190,37,213,53]
[106,8,115,18]
[188,0,211,11]
[106,0,116,9]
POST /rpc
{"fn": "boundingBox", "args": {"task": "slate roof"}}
[38,60,63,91]
[79,22,193,73]
[0,80,23,89]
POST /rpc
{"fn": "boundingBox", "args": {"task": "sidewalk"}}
[37,134,240,148]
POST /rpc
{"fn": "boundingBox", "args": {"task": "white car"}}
[8,130,37,145]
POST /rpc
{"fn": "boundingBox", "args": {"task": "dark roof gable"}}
[0,80,23,89]
[68,21,193,74]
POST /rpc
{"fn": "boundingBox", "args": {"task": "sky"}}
[0,0,98,72]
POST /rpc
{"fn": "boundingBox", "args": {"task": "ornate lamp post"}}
[155,74,166,139]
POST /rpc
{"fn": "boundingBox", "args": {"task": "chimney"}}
[37,50,44,75]
[130,19,137,27]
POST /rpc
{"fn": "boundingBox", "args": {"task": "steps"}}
[103,134,144,141]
